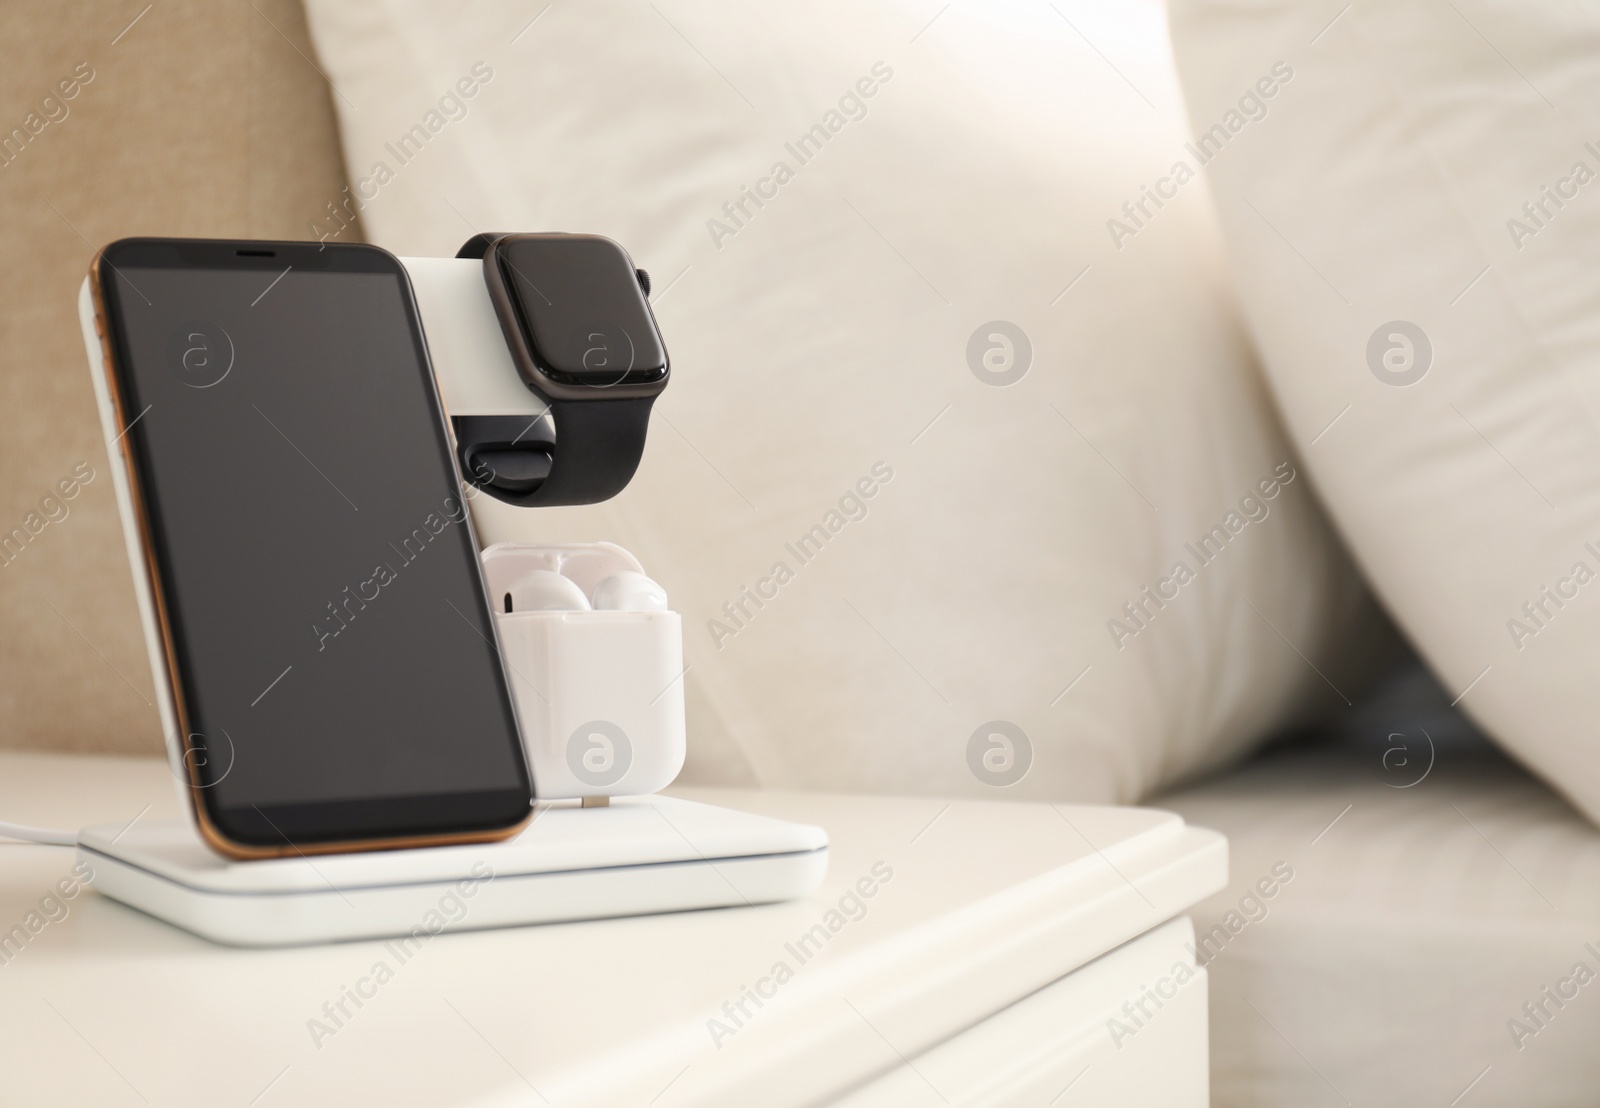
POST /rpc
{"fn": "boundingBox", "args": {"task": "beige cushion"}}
[0,1,352,755]
[1169,0,1600,824]
[302,0,1393,801]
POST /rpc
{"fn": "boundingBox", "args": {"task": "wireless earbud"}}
[504,569,592,613]
[591,571,669,612]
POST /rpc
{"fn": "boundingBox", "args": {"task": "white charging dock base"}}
[77,796,828,947]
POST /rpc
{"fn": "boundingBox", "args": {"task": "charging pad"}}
[77,796,828,947]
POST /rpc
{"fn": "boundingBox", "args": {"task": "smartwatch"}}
[455,232,669,507]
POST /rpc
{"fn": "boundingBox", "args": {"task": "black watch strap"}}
[455,233,512,260]
[535,396,655,507]
[452,233,657,507]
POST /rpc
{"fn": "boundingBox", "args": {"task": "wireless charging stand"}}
[73,248,832,948]
[78,796,828,947]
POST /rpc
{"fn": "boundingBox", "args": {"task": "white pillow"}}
[302,0,1385,801]
[1167,1,1600,820]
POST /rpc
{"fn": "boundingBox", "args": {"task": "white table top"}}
[0,751,1225,1107]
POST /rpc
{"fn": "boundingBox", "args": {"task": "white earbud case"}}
[481,542,686,800]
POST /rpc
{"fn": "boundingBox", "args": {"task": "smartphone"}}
[88,239,533,859]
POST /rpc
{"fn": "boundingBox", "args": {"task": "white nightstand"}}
[0,752,1225,1106]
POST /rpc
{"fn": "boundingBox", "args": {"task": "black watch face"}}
[497,235,667,387]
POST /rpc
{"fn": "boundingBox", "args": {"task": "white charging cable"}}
[0,821,76,846]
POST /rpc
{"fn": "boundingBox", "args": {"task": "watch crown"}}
[636,268,652,297]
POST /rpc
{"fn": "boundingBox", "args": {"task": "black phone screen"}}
[97,240,531,847]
